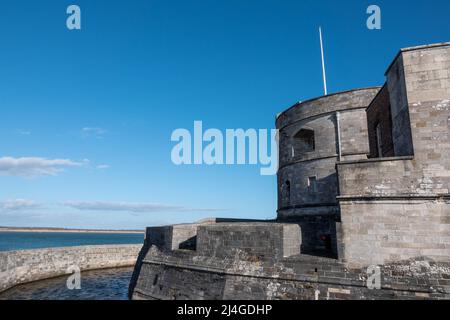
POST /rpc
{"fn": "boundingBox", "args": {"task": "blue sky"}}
[1,0,449,229]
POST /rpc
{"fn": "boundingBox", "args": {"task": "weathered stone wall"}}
[402,44,450,194]
[336,43,450,267]
[337,157,415,197]
[276,89,379,256]
[131,217,449,300]
[0,244,141,293]
[367,84,395,158]
[133,258,227,300]
[278,116,337,168]
[339,108,371,159]
[277,88,379,221]
[386,53,414,156]
[276,88,379,220]
[142,222,301,260]
[143,219,271,253]
[276,88,381,130]
[337,199,450,267]
[276,89,380,208]
[145,224,202,251]
[277,157,338,211]
[276,215,338,257]
[131,246,450,300]
[196,223,301,260]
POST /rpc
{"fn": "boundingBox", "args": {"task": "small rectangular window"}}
[308,176,317,193]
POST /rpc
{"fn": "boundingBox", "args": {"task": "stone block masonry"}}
[0,244,141,293]
[130,219,449,300]
[131,245,450,300]
[336,198,450,267]
[145,223,207,251]
[337,42,450,267]
[276,88,379,255]
[197,223,301,260]
[130,42,450,300]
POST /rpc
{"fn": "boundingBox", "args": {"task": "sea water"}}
[0,231,144,252]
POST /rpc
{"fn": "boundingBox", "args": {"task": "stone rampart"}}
[131,246,450,300]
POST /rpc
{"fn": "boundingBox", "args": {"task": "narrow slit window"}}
[285,180,291,206]
[375,123,383,157]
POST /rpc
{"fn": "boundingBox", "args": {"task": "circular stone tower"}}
[275,87,380,256]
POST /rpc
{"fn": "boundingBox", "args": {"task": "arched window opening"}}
[293,129,315,155]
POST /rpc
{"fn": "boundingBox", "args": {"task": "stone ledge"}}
[337,194,450,202]
[337,155,414,165]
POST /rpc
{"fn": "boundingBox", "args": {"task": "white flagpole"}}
[319,26,328,95]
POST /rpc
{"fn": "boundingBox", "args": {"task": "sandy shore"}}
[0,227,144,234]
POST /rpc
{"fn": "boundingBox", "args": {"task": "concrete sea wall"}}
[0,244,141,293]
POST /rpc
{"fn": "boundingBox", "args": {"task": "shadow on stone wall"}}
[178,236,197,250]
[295,216,338,259]
[128,242,150,299]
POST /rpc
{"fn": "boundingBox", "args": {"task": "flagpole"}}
[319,26,328,95]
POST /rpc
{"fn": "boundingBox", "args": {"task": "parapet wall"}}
[337,156,415,197]
[142,221,301,259]
[0,244,141,293]
[337,198,450,267]
[130,220,450,300]
[131,245,450,300]
[145,224,201,251]
[196,223,301,259]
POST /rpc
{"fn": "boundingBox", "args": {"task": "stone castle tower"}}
[276,87,379,257]
[129,42,450,300]
[277,42,450,267]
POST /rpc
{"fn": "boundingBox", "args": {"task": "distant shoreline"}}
[0,227,144,234]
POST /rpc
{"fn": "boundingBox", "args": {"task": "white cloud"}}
[16,129,31,136]
[81,127,108,139]
[0,157,84,177]
[0,199,41,212]
[96,164,110,170]
[62,201,225,213]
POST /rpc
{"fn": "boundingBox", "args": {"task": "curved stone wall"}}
[0,244,141,293]
[276,87,381,129]
[276,88,380,217]
[276,88,380,255]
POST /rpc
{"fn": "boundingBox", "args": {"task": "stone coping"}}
[336,155,414,165]
[276,87,381,125]
[337,194,450,202]
[197,222,296,228]
[385,42,450,75]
